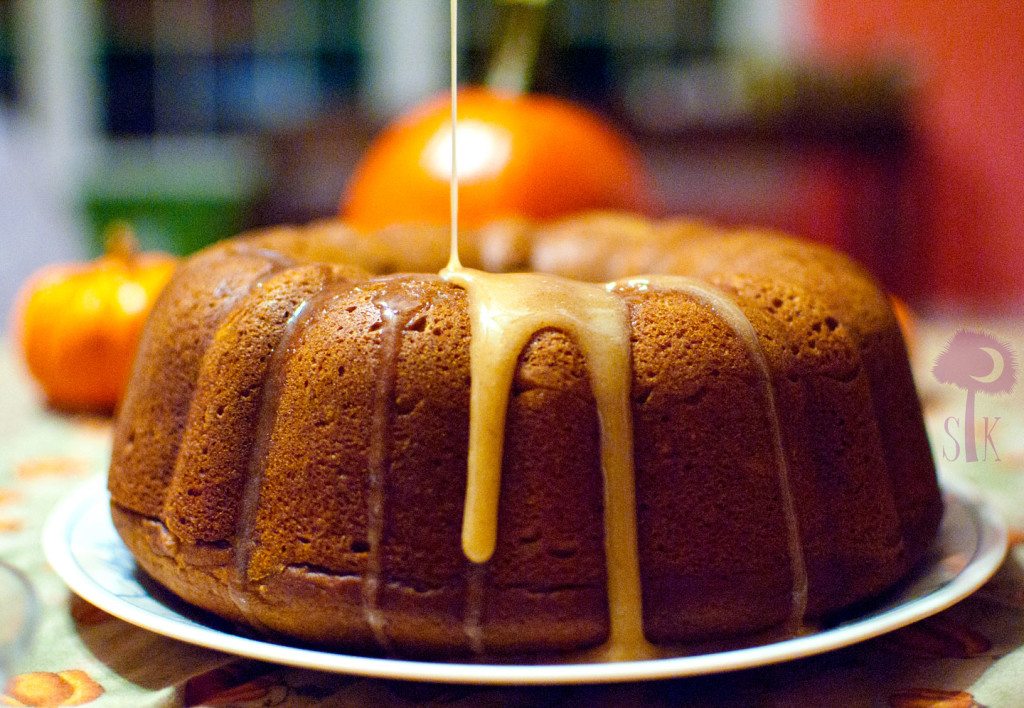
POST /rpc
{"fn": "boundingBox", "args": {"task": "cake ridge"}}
[226,244,298,271]
[614,275,809,632]
[365,278,428,652]
[158,254,297,533]
[229,271,343,625]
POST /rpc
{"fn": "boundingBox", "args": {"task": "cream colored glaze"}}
[614,276,809,631]
[464,562,486,654]
[364,286,425,651]
[444,0,654,660]
[441,266,658,660]
[447,0,461,272]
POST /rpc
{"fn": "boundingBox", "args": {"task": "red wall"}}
[806,0,1024,312]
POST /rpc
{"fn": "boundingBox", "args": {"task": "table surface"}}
[2,318,1023,707]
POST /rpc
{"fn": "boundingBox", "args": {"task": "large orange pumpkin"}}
[889,294,918,356]
[343,87,655,230]
[14,226,177,412]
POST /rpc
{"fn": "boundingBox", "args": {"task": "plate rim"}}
[43,476,1008,685]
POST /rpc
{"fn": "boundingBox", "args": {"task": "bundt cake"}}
[108,213,942,660]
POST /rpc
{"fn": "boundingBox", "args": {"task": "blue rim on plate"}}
[43,476,1007,685]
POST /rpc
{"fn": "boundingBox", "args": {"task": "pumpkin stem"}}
[104,222,139,262]
[485,0,552,95]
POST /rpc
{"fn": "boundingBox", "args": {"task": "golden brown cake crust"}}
[109,214,941,656]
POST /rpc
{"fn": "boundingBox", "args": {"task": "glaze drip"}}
[447,0,460,272]
[442,0,652,660]
[226,245,298,271]
[229,275,341,622]
[464,562,486,654]
[365,280,426,652]
[614,275,809,631]
[439,266,658,660]
[161,256,292,525]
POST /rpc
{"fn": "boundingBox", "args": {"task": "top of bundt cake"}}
[109,214,941,659]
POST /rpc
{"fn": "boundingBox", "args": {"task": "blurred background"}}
[1,0,1021,327]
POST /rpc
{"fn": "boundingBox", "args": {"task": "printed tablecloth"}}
[2,317,1023,707]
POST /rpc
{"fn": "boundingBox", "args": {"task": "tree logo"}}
[932,330,1017,463]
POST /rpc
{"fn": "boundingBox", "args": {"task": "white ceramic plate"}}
[44,477,1007,685]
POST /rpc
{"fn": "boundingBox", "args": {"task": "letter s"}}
[943,416,961,462]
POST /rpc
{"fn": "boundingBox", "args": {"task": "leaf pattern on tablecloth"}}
[67,595,114,627]
[191,677,288,707]
[15,457,88,480]
[1006,527,1024,546]
[0,518,23,532]
[0,490,24,533]
[2,670,104,706]
[883,616,992,658]
[888,688,983,707]
[182,663,289,707]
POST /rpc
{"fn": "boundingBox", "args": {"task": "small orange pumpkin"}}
[14,224,177,412]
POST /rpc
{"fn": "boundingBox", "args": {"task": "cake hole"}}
[549,545,578,560]
[519,530,541,544]
[297,535,311,545]
[395,397,418,416]
[682,386,707,405]
[345,305,357,313]
[825,316,839,331]
[351,539,370,554]
[369,321,383,332]
[337,365,345,378]
[406,314,428,332]
[215,405,225,418]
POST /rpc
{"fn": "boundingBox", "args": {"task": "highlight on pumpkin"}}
[343,88,656,231]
